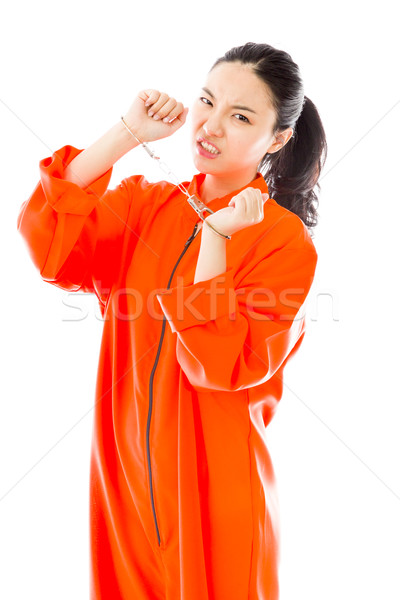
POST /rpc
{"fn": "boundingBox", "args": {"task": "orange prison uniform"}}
[17,144,318,600]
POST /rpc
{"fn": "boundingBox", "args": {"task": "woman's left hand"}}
[204,188,269,237]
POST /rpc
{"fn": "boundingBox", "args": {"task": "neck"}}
[199,170,258,204]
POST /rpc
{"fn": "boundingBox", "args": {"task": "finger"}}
[162,101,185,123]
[251,189,264,209]
[244,189,262,220]
[151,98,178,121]
[254,190,265,220]
[139,89,161,107]
[228,191,245,207]
[168,106,189,130]
[147,92,171,117]
[229,188,261,208]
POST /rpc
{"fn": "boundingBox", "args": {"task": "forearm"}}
[193,224,227,284]
[63,120,138,189]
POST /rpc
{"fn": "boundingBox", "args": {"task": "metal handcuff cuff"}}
[120,116,231,240]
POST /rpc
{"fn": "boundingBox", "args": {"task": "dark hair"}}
[211,42,328,236]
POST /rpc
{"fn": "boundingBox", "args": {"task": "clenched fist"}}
[204,188,270,237]
[123,89,189,143]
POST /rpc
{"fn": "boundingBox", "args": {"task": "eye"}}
[199,96,212,106]
[234,114,250,123]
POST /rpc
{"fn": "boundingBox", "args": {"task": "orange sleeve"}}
[156,246,318,392]
[16,145,150,304]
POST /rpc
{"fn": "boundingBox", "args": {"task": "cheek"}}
[223,135,266,166]
[190,105,205,131]
[247,134,269,158]
[228,132,258,158]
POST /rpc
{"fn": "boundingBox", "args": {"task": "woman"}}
[17,42,327,600]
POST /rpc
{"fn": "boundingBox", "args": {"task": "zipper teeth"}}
[147,222,200,546]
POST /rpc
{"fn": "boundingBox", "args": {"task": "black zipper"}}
[146,221,201,546]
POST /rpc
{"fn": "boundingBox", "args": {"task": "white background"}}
[1,0,400,598]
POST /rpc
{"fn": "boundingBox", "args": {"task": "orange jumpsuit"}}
[17,144,318,600]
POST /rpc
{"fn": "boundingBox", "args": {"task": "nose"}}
[203,114,224,138]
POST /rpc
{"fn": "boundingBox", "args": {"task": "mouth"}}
[196,136,221,158]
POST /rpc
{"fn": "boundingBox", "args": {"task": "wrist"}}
[203,218,231,240]
[118,118,141,151]
[201,221,228,243]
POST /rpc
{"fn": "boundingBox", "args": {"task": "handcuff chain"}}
[120,116,231,239]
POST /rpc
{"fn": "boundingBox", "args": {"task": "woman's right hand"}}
[123,90,189,143]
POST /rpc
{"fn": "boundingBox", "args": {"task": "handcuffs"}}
[120,116,231,240]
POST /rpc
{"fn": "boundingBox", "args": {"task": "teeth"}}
[200,141,219,154]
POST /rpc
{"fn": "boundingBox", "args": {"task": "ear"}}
[266,128,294,154]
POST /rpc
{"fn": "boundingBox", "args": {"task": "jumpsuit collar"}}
[180,172,270,224]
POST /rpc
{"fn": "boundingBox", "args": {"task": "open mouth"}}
[197,137,221,158]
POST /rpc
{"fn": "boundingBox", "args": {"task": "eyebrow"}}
[201,87,257,114]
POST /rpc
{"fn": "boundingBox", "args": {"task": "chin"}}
[192,155,221,176]
[194,163,220,176]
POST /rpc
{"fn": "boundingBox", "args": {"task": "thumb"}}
[169,106,189,131]
[262,193,269,203]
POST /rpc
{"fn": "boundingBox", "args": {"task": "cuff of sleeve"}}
[156,267,236,333]
[39,144,113,216]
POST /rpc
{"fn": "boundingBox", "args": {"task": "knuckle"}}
[146,90,159,104]
[160,101,175,117]
[157,108,170,118]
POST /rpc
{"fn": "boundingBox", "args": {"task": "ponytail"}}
[259,96,328,236]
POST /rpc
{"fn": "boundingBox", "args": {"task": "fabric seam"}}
[246,388,254,599]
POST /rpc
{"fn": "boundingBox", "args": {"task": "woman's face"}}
[190,61,282,182]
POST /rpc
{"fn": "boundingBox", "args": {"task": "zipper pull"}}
[184,221,201,247]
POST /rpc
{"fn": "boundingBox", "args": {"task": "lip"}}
[196,137,221,159]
